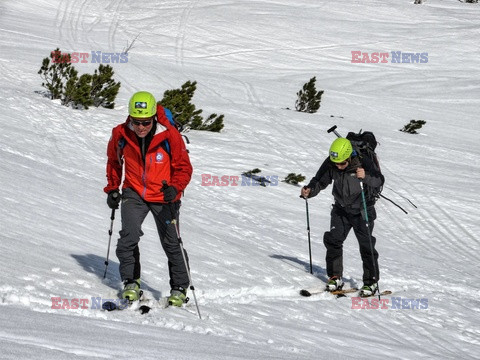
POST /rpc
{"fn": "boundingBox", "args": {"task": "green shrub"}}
[295,76,324,113]
[38,49,120,109]
[284,173,306,185]
[90,64,121,109]
[159,81,203,127]
[243,168,261,176]
[63,73,93,109]
[241,168,271,187]
[400,120,426,134]
[159,80,224,132]
[38,48,76,100]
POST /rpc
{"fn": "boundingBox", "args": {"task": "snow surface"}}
[1,0,479,359]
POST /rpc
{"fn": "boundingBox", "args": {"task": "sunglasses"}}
[334,160,348,166]
[130,117,154,126]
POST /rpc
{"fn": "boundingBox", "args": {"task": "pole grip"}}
[161,180,168,191]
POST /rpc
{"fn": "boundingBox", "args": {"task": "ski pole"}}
[103,208,116,279]
[384,185,417,209]
[171,213,202,320]
[162,181,202,320]
[359,180,381,300]
[299,193,313,274]
[379,194,408,214]
[304,197,313,274]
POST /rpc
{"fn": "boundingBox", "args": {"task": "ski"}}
[101,299,164,313]
[101,296,175,313]
[300,287,358,297]
[102,299,150,313]
[359,290,392,298]
[101,290,170,314]
[300,287,392,298]
[140,296,190,313]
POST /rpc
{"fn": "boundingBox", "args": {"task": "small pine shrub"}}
[160,80,203,127]
[159,80,224,132]
[243,168,261,176]
[90,64,121,109]
[284,173,306,185]
[400,120,427,134]
[63,73,93,109]
[195,113,225,132]
[295,76,324,113]
[38,49,76,100]
[38,48,120,109]
[242,168,270,187]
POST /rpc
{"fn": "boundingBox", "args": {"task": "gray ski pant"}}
[323,204,379,285]
[116,188,190,289]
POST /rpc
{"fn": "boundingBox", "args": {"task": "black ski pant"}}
[323,204,379,285]
[116,188,190,289]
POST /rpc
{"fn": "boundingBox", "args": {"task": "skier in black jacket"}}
[301,137,384,296]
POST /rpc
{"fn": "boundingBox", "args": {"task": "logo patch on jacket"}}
[156,152,164,162]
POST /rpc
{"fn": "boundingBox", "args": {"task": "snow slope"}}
[1,0,479,359]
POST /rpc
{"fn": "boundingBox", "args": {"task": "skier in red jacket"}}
[104,91,192,306]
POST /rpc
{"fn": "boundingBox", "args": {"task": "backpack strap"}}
[156,104,177,128]
[163,107,175,126]
[159,139,171,156]
[116,137,126,164]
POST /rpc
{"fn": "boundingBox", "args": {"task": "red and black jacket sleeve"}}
[104,124,124,194]
[166,126,193,195]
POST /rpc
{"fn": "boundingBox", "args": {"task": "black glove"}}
[162,185,178,202]
[107,190,121,209]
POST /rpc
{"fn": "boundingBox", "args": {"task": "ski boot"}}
[168,286,188,307]
[359,283,378,297]
[122,279,141,302]
[325,276,344,292]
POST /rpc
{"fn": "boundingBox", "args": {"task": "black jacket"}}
[307,155,384,213]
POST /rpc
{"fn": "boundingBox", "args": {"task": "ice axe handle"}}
[327,125,342,138]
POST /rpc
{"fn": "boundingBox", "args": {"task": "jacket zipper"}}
[141,138,148,199]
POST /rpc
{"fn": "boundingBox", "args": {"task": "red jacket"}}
[104,105,192,203]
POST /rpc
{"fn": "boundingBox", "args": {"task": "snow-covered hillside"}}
[1,0,479,359]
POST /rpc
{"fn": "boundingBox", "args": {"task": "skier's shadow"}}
[270,254,328,281]
[71,254,165,299]
[270,254,358,289]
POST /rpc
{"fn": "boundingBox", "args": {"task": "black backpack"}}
[346,130,383,201]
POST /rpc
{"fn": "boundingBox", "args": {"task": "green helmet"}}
[128,91,157,118]
[329,138,353,163]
